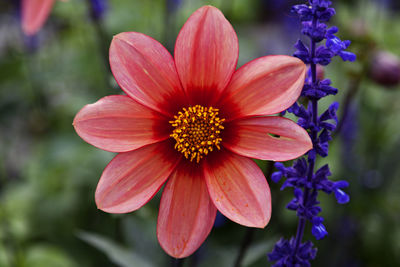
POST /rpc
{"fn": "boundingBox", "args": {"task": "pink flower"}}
[73,6,311,258]
[21,0,65,36]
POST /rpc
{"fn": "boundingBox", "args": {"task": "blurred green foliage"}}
[0,0,400,266]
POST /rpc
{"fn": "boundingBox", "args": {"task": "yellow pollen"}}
[169,105,225,163]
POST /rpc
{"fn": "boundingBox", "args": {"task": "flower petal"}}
[109,32,185,116]
[95,140,180,213]
[174,5,239,105]
[157,161,216,258]
[22,0,55,36]
[73,95,170,152]
[218,56,306,120]
[223,116,312,161]
[203,150,271,228]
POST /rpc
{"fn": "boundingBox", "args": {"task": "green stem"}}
[233,160,275,267]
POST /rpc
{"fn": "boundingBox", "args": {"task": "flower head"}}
[73,6,312,258]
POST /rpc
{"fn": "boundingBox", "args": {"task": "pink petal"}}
[73,95,170,153]
[22,0,55,36]
[95,140,180,213]
[218,56,306,120]
[109,32,185,117]
[223,116,312,161]
[174,6,239,106]
[203,150,271,228]
[157,161,217,258]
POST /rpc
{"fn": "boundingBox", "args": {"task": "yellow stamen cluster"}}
[169,105,225,163]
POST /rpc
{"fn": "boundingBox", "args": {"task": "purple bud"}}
[339,51,357,62]
[271,171,283,183]
[334,188,350,204]
[326,26,338,35]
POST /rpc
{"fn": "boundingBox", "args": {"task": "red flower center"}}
[169,105,225,163]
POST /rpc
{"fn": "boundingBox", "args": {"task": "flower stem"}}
[170,257,185,267]
[233,227,255,267]
[292,14,319,255]
[234,160,275,267]
[85,0,113,92]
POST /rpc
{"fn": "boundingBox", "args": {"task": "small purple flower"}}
[311,217,328,240]
[325,27,356,61]
[333,181,350,204]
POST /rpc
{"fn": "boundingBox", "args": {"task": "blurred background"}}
[1,0,400,266]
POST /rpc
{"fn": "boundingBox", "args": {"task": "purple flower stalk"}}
[88,0,108,20]
[167,0,182,13]
[268,1,355,266]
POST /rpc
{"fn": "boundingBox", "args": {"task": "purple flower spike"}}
[269,0,353,265]
[268,237,317,267]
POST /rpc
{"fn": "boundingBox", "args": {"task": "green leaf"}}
[77,231,154,267]
[24,244,77,267]
[242,241,273,266]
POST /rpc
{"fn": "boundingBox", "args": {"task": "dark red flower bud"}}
[370,51,400,87]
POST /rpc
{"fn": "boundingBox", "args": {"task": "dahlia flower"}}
[21,0,66,36]
[73,5,311,258]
